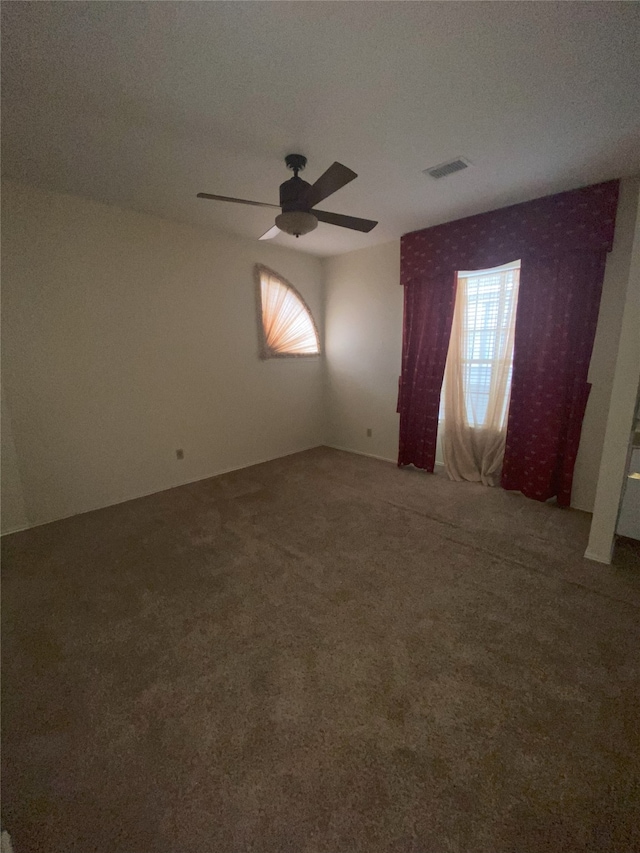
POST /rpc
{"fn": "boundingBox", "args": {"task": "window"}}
[440,260,520,427]
[255,265,320,358]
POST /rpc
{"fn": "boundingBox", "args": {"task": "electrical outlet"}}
[176,449,184,460]
[366,428,372,438]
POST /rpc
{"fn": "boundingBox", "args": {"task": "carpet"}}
[2,447,639,852]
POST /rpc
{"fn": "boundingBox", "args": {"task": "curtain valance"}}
[400,180,619,285]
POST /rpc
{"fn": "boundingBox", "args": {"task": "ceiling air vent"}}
[423,158,471,180]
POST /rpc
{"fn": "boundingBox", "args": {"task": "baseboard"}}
[0,443,323,537]
[325,444,445,471]
[325,444,397,464]
[569,498,594,513]
[584,547,612,565]
[0,522,31,536]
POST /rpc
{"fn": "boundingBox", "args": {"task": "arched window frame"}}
[254,264,322,360]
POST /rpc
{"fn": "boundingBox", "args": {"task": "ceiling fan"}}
[197,154,378,240]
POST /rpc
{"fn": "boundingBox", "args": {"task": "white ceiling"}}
[2,2,640,257]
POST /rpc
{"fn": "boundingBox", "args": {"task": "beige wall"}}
[572,177,640,511]
[1,387,28,532]
[1,180,325,532]
[324,241,402,462]
[587,188,640,562]
[324,177,640,512]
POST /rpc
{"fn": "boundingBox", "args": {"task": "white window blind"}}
[440,260,520,427]
[256,266,320,358]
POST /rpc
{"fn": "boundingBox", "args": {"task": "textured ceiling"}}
[2,2,640,257]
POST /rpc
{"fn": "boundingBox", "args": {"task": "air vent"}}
[423,158,471,180]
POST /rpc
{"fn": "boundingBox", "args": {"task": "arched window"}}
[255,265,321,358]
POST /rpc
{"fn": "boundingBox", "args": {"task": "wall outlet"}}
[176,449,184,460]
[366,428,372,437]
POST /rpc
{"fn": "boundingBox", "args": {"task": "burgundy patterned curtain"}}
[501,252,608,506]
[397,272,457,469]
[397,179,620,504]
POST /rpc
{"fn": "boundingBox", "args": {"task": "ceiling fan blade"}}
[313,209,378,233]
[304,162,357,208]
[197,192,280,209]
[258,225,281,241]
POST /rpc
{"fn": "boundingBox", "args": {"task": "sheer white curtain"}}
[442,261,520,486]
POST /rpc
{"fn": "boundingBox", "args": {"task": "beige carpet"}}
[2,446,639,853]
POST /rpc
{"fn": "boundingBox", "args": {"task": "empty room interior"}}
[2,2,640,851]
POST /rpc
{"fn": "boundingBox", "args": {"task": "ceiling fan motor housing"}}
[278,174,318,236]
[279,176,312,212]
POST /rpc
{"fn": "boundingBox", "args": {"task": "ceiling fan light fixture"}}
[275,210,318,237]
